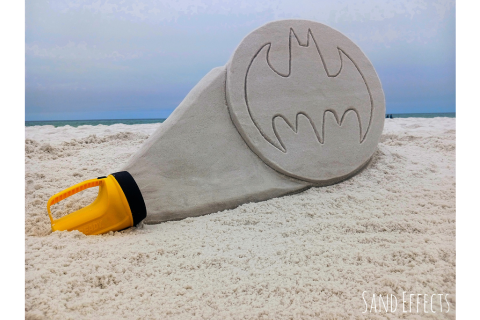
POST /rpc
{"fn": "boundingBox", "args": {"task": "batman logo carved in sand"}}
[245,28,373,153]
[226,20,385,183]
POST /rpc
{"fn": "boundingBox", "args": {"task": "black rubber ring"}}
[110,171,147,226]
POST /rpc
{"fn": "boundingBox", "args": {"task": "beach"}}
[25,118,456,319]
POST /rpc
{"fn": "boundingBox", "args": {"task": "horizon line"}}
[25,112,456,123]
[25,118,168,122]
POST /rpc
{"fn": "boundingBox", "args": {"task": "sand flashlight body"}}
[47,171,146,235]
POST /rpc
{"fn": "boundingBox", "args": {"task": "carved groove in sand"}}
[244,28,373,153]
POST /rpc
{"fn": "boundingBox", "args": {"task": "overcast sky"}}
[25,0,455,121]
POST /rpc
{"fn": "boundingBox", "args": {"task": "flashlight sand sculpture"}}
[47,19,385,234]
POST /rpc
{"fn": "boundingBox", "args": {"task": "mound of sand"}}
[25,118,455,319]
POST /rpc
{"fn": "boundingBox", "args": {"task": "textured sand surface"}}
[25,118,455,319]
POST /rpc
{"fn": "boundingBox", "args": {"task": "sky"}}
[25,0,456,121]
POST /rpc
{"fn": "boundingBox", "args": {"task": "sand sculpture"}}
[122,19,385,224]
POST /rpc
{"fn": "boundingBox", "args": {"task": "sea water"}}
[25,113,455,127]
[25,118,166,127]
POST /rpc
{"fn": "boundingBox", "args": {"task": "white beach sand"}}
[25,118,455,319]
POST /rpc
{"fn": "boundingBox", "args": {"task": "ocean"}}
[25,113,455,127]
[384,112,456,119]
[25,118,166,127]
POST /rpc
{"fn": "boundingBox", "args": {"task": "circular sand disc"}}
[226,20,385,184]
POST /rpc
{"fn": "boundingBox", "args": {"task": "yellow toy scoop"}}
[47,171,146,235]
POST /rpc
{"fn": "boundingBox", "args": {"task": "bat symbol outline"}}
[244,28,374,153]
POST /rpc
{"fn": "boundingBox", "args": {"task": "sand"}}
[25,118,455,319]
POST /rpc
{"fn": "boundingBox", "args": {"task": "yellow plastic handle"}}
[47,178,104,224]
